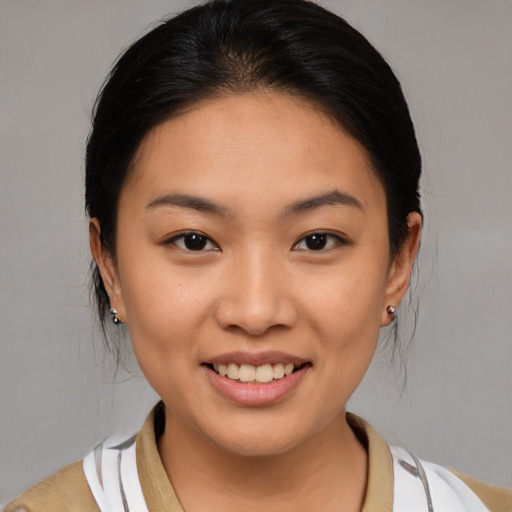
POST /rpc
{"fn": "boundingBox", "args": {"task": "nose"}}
[214,250,298,336]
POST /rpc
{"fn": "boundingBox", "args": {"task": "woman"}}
[5,1,511,511]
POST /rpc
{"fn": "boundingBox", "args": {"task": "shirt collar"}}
[135,403,394,512]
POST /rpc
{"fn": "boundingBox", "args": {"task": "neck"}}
[158,407,368,512]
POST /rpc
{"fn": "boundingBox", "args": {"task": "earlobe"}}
[89,219,126,322]
[381,212,422,327]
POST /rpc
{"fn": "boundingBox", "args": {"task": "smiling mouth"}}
[203,362,311,384]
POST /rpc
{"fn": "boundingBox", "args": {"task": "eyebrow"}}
[146,193,230,216]
[145,189,363,217]
[282,190,364,216]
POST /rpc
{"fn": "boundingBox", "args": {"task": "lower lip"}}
[202,365,310,406]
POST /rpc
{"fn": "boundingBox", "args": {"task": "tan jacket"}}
[5,404,512,512]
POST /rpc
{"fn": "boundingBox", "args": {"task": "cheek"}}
[299,253,389,337]
[126,282,206,343]
[121,276,209,399]
[296,250,389,398]
[115,246,215,363]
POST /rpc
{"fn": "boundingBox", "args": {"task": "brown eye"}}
[304,234,327,250]
[169,232,218,251]
[184,233,208,250]
[293,232,345,251]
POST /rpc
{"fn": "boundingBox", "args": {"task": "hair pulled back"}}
[86,0,422,337]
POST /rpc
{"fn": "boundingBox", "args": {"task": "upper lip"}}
[204,351,310,367]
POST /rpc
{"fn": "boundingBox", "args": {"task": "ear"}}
[89,218,126,323]
[381,212,422,327]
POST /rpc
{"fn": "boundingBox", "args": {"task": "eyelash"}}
[165,231,348,252]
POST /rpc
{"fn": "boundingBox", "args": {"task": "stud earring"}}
[386,305,396,316]
[110,308,122,325]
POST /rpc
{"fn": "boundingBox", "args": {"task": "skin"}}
[90,92,421,512]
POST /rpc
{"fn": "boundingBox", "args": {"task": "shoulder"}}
[3,403,164,512]
[348,413,512,512]
[3,460,98,512]
[455,471,512,512]
[389,444,512,512]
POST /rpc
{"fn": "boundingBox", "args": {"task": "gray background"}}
[1,0,511,504]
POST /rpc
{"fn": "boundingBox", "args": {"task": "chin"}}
[213,430,306,458]
[198,412,319,458]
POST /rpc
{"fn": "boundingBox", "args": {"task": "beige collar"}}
[136,403,394,512]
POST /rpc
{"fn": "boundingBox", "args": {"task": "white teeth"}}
[239,364,256,382]
[255,364,274,383]
[273,363,285,379]
[212,362,302,383]
[227,363,239,380]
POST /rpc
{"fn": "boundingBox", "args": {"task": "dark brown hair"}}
[85,0,422,344]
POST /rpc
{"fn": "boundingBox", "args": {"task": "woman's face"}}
[94,92,418,456]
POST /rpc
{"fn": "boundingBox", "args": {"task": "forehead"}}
[123,92,385,214]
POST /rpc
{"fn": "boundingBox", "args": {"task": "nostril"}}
[213,283,298,335]
[214,305,298,336]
